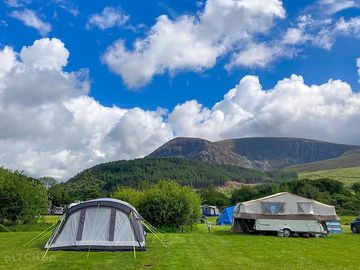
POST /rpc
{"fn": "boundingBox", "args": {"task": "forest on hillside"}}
[63,158,298,199]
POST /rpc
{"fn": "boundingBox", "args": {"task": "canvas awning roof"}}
[233,192,339,221]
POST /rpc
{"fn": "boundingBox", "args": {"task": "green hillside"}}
[64,157,298,199]
[287,150,360,172]
[286,150,360,184]
[299,166,360,185]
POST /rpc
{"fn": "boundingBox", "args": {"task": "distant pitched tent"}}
[45,198,146,251]
[216,206,235,225]
[201,205,220,216]
[232,192,340,233]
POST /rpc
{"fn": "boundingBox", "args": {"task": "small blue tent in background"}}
[216,206,235,225]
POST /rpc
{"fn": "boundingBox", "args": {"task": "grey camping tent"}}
[45,198,146,251]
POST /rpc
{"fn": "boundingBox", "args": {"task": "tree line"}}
[0,167,48,224]
[1,163,359,228]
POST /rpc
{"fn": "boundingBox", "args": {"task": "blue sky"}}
[0,0,360,178]
[1,0,359,110]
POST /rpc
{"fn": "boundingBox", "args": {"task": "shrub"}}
[230,186,259,204]
[112,187,144,208]
[199,186,230,209]
[48,184,73,206]
[112,181,201,229]
[0,168,48,224]
[350,183,360,193]
[139,181,201,229]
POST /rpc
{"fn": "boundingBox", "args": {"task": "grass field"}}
[299,166,360,185]
[1,216,359,270]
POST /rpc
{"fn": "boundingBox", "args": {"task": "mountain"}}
[218,137,360,184]
[63,157,297,199]
[146,137,255,168]
[217,137,359,169]
[147,136,359,170]
[63,136,359,199]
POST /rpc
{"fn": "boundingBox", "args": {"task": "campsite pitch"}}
[0,217,359,270]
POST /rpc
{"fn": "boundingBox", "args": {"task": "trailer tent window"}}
[297,202,314,214]
[261,202,285,214]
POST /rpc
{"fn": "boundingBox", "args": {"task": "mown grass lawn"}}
[0,216,359,270]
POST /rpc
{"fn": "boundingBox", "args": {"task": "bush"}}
[112,187,144,208]
[48,184,73,206]
[0,168,48,224]
[350,183,360,193]
[112,181,201,229]
[230,186,259,204]
[199,186,230,209]
[139,181,201,229]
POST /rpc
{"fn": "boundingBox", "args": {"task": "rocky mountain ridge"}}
[147,137,359,170]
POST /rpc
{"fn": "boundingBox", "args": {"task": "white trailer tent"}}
[232,192,340,236]
[45,198,146,251]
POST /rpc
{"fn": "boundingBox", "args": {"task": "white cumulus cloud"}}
[10,9,52,36]
[103,0,285,88]
[102,0,360,88]
[2,38,360,180]
[282,27,308,45]
[169,74,360,145]
[20,38,69,70]
[317,0,359,15]
[0,46,17,80]
[279,15,360,51]
[87,6,129,30]
[226,43,292,69]
[0,38,173,179]
[335,17,360,35]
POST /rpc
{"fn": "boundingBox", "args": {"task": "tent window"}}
[54,210,80,244]
[113,210,134,243]
[108,209,116,241]
[261,202,285,214]
[82,207,111,242]
[76,209,86,241]
[297,202,314,214]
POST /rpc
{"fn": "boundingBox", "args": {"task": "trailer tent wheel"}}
[352,226,358,233]
[283,229,291,237]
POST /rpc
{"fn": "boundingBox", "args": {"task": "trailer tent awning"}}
[233,192,339,221]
